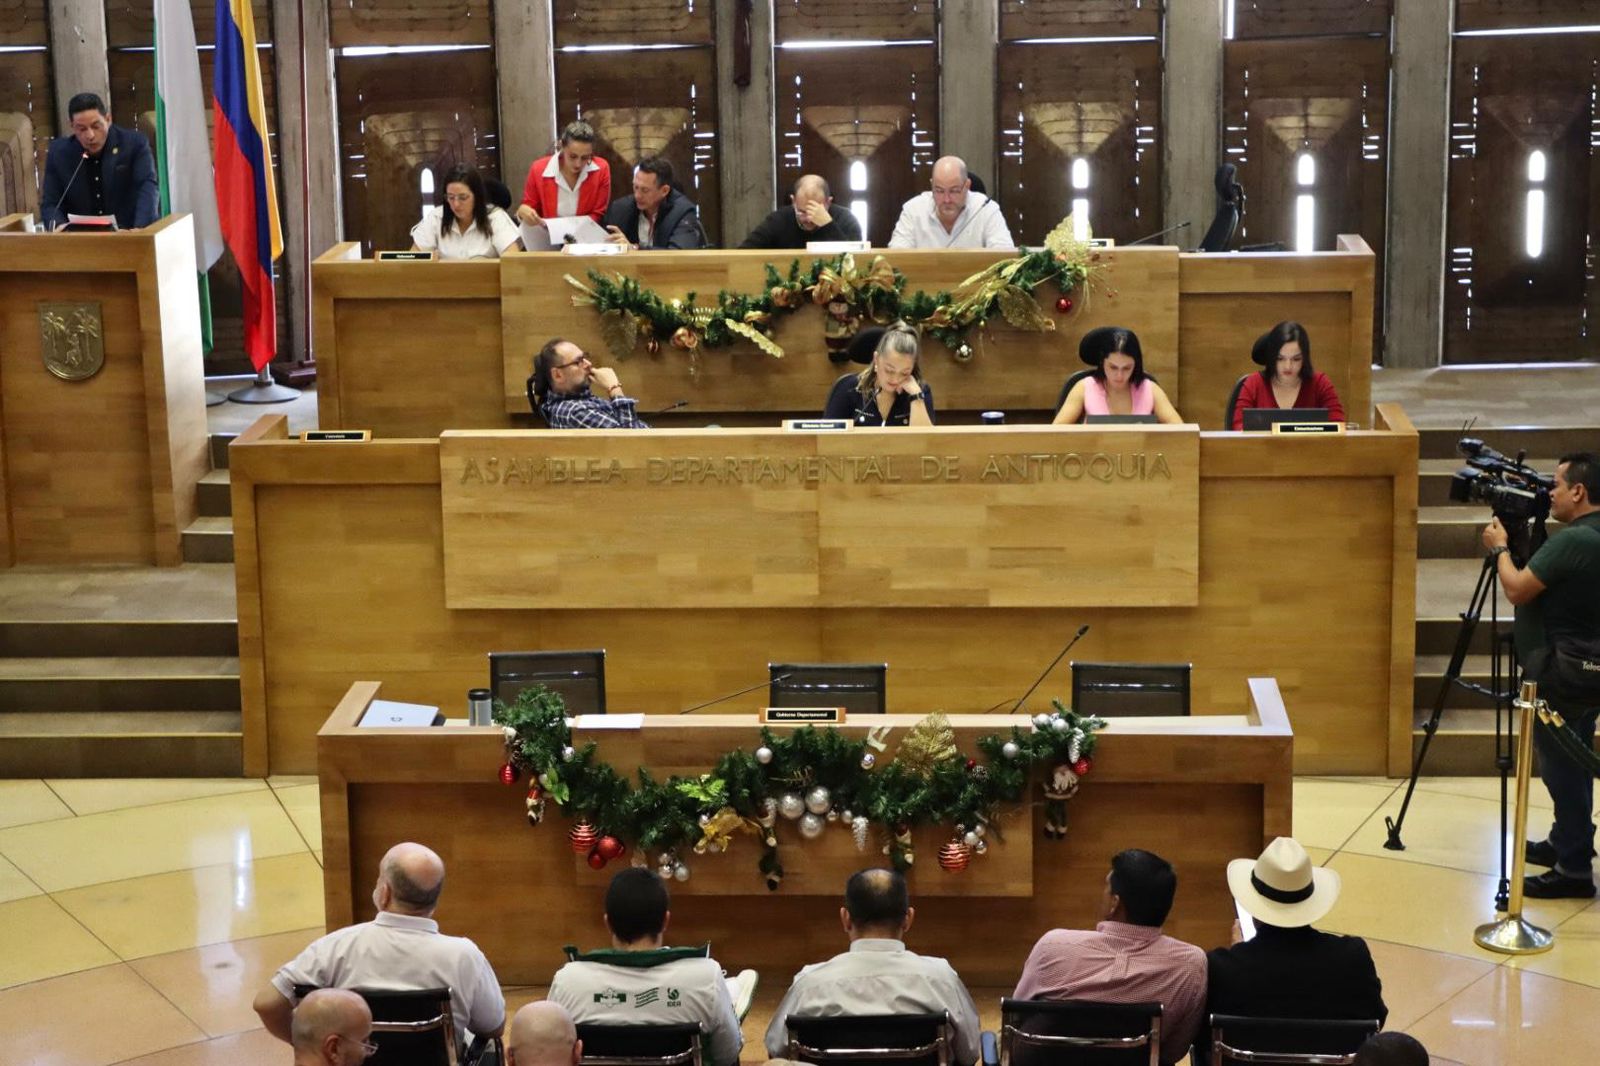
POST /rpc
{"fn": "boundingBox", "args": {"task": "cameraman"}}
[1483,451,1600,899]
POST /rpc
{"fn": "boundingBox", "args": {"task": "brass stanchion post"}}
[1474,680,1555,955]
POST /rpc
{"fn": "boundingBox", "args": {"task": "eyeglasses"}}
[551,351,592,371]
[341,1035,380,1059]
[444,194,473,204]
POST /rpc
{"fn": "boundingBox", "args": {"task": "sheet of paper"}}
[573,713,645,731]
[519,222,553,251]
[1234,900,1256,941]
[546,215,611,245]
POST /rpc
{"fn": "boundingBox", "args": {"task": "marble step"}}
[0,656,240,712]
[197,469,233,518]
[182,517,234,564]
[0,710,242,777]
[0,620,237,658]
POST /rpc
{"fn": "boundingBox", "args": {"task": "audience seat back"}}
[999,997,1162,1066]
[785,1010,952,1066]
[576,1022,703,1066]
[1208,1014,1379,1065]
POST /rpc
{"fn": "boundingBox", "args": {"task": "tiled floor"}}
[2,776,1596,1065]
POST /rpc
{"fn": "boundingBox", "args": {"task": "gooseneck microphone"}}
[983,624,1090,714]
[1125,221,1191,247]
[50,151,90,230]
[678,673,791,715]
[655,399,689,414]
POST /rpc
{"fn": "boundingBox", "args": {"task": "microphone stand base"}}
[1473,915,1554,955]
[226,368,300,405]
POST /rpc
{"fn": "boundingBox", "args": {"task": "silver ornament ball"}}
[673,862,690,882]
[964,830,980,847]
[799,812,826,839]
[755,746,774,765]
[804,785,832,815]
[1051,716,1071,733]
[1002,741,1020,759]
[1032,712,1051,729]
[778,792,805,820]
[860,752,876,769]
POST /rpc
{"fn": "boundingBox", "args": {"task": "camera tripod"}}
[1385,516,1544,911]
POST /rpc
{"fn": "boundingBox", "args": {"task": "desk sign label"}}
[438,429,1199,610]
[375,250,435,261]
[1271,422,1345,435]
[762,707,846,724]
[782,419,851,431]
[302,430,372,442]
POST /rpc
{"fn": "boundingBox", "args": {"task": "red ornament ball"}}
[499,762,520,786]
[586,849,608,870]
[1055,296,1074,314]
[1073,757,1092,776]
[966,758,977,771]
[569,820,599,854]
[597,835,625,861]
[938,839,972,872]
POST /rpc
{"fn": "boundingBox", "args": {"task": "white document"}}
[546,215,612,245]
[519,222,554,251]
[805,239,871,253]
[573,713,645,731]
[1234,900,1256,941]
[360,699,442,727]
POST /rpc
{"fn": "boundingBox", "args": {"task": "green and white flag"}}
[155,0,225,352]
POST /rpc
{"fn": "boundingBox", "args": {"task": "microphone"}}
[678,673,790,715]
[655,399,689,414]
[993,625,1090,715]
[50,152,90,230]
[1125,221,1190,247]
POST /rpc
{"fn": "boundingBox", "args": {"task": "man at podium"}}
[40,92,159,232]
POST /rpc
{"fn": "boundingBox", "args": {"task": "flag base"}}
[205,390,227,407]
[227,368,299,405]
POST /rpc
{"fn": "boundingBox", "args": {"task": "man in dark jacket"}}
[1200,837,1386,1059]
[739,174,863,249]
[602,156,706,250]
[41,92,160,230]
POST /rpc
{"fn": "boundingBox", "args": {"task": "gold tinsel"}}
[895,712,959,776]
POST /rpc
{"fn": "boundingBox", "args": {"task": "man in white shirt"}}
[888,156,1014,251]
[548,868,743,1066]
[763,868,982,1066]
[254,841,505,1047]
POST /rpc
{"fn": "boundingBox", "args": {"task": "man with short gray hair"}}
[291,988,374,1065]
[887,155,1013,250]
[254,842,504,1048]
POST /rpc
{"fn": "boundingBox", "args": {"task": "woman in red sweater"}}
[517,120,612,226]
[1231,321,1346,430]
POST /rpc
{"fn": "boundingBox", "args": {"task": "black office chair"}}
[1224,372,1252,430]
[785,1011,954,1066]
[577,1022,703,1066]
[998,998,1162,1066]
[768,662,887,715]
[1208,1015,1379,1065]
[291,985,497,1066]
[490,649,607,714]
[1070,662,1192,717]
[1198,163,1243,252]
[483,176,514,212]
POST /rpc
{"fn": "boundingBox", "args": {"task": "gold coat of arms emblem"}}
[38,302,106,381]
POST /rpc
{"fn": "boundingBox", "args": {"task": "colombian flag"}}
[213,0,283,371]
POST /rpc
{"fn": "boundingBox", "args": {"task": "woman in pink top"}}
[1052,327,1183,425]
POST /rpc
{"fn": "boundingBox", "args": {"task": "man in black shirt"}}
[740,175,864,249]
[1484,451,1600,898]
[41,92,159,231]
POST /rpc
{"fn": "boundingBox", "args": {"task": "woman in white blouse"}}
[410,164,522,260]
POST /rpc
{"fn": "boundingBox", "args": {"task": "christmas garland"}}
[495,687,1104,888]
[565,215,1104,365]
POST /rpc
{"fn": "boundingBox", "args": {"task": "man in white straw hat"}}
[1203,838,1386,1043]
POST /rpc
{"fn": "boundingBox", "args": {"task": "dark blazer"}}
[823,372,935,426]
[41,125,160,230]
[601,188,707,250]
[1204,924,1387,1035]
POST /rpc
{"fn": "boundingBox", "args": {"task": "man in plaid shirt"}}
[531,338,650,429]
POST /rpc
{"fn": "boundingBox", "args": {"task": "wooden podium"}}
[0,213,208,566]
[311,238,1375,435]
[317,677,1292,984]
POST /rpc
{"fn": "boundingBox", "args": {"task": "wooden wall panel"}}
[327,0,493,47]
[0,0,47,45]
[553,0,712,46]
[234,423,1414,777]
[1457,0,1600,30]
[103,0,271,48]
[0,52,49,217]
[554,48,721,245]
[1230,0,1390,39]
[772,45,938,249]
[999,0,1161,40]
[334,50,502,254]
[775,0,936,42]
[1444,35,1600,363]
[0,275,155,563]
[996,41,1163,246]
[1222,35,1389,348]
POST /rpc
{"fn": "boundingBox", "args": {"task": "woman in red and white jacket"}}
[1231,321,1346,430]
[518,120,612,227]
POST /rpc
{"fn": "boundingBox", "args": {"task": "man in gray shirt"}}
[764,868,981,1065]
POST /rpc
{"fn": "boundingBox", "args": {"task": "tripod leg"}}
[1385,555,1498,851]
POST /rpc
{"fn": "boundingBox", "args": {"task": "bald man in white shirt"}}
[888,156,1014,251]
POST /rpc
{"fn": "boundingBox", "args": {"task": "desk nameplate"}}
[438,428,1200,610]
